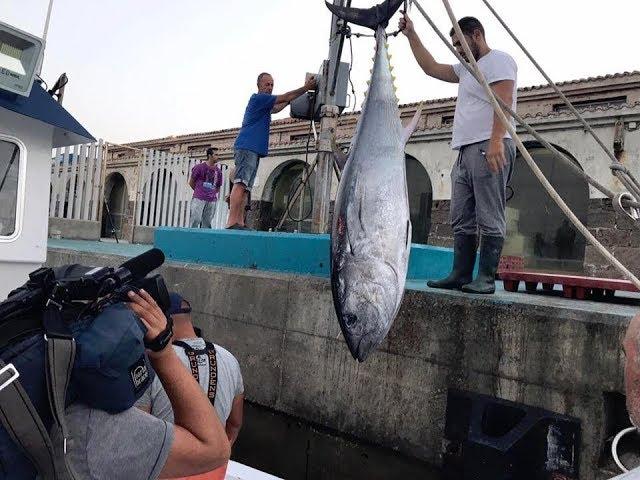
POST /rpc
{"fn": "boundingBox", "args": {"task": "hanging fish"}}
[327,0,423,362]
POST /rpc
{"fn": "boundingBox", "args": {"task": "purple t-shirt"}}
[191,162,223,202]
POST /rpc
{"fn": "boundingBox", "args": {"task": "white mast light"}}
[0,20,43,97]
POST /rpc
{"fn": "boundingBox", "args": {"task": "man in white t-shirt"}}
[400,13,517,295]
[137,293,244,479]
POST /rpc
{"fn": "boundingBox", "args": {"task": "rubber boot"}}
[427,234,478,290]
[461,236,504,294]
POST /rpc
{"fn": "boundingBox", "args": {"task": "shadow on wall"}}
[406,154,433,245]
[504,141,589,273]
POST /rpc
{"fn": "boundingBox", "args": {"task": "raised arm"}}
[400,12,458,83]
[271,101,290,114]
[127,290,230,478]
[273,76,317,107]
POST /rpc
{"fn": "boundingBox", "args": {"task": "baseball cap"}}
[168,292,192,316]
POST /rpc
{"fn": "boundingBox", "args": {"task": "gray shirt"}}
[136,338,244,423]
[451,49,518,150]
[52,403,173,480]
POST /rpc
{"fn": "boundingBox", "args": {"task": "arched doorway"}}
[505,142,588,272]
[102,173,128,238]
[406,154,433,244]
[264,161,315,233]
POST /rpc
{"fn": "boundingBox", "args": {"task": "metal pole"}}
[37,0,55,76]
[311,0,346,233]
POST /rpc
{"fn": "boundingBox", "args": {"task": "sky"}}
[2,0,639,144]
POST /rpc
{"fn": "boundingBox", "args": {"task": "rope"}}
[410,0,640,211]
[611,426,637,473]
[433,0,640,289]
[480,0,640,212]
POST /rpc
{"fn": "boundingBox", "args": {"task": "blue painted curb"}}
[155,228,477,280]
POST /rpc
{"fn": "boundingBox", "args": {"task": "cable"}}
[287,119,315,223]
[348,35,357,112]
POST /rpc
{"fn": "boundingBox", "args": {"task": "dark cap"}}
[168,292,192,316]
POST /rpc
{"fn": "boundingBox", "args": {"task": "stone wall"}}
[586,198,640,278]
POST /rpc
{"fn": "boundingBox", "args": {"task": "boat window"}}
[0,139,20,237]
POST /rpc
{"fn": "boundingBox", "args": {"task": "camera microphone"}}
[119,248,165,281]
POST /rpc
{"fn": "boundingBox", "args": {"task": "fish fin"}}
[325,0,404,30]
[401,102,424,144]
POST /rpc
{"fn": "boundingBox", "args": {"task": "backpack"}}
[0,263,156,480]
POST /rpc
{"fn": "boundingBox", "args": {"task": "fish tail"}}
[324,0,405,30]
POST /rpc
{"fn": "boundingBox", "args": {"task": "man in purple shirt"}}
[189,147,223,228]
[226,72,316,230]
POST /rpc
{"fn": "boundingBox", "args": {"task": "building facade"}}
[105,72,640,278]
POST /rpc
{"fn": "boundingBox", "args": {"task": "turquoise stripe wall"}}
[155,228,477,280]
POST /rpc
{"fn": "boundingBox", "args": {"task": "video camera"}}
[0,248,170,323]
[0,248,170,479]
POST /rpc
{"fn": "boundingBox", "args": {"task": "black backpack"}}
[0,263,160,480]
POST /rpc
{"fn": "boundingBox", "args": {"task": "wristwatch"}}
[145,315,174,352]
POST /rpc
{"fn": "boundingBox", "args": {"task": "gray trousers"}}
[190,197,217,228]
[450,139,516,237]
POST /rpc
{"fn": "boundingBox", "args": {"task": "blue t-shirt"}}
[234,93,277,157]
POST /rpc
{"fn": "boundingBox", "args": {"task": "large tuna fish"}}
[327,0,423,362]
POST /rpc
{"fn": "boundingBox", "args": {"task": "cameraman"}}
[53,289,230,479]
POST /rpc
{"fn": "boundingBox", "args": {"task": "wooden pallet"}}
[498,270,639,300]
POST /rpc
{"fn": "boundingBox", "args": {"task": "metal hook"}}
[614,192,640,221]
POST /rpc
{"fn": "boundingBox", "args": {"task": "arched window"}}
[405,155,433,244]
[505,142,588,272]
[264,161,315,233]
[102,173,128,238]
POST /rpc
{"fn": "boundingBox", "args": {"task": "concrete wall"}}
[49,218,101,241]
[45,247,637,480]
[132,225,155,245]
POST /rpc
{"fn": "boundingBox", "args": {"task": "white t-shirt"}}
[451,50,518,150]
[137,338,244,424]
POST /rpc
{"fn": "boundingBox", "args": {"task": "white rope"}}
[409,0,640,211]
[612,426,637,473]
[480,0,640,212]
[436,0,640,290]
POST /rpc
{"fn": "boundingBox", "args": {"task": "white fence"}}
[136,149,230,229]
[49,140,105,221]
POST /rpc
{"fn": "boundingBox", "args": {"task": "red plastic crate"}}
[498,270,639,300]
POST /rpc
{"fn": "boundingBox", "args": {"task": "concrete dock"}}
[46,239,639,480]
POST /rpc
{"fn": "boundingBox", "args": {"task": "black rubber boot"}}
[427,234,478,290]
[461,236,504,295]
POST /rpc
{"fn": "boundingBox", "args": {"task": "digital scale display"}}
[0,21,43,96]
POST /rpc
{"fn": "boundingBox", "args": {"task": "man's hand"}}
[304,75,317,91]
[484,139,507,174]
[127,289,170,349]
[399,11,415,37]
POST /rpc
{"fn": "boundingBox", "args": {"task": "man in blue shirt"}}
[227,72,316,229]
